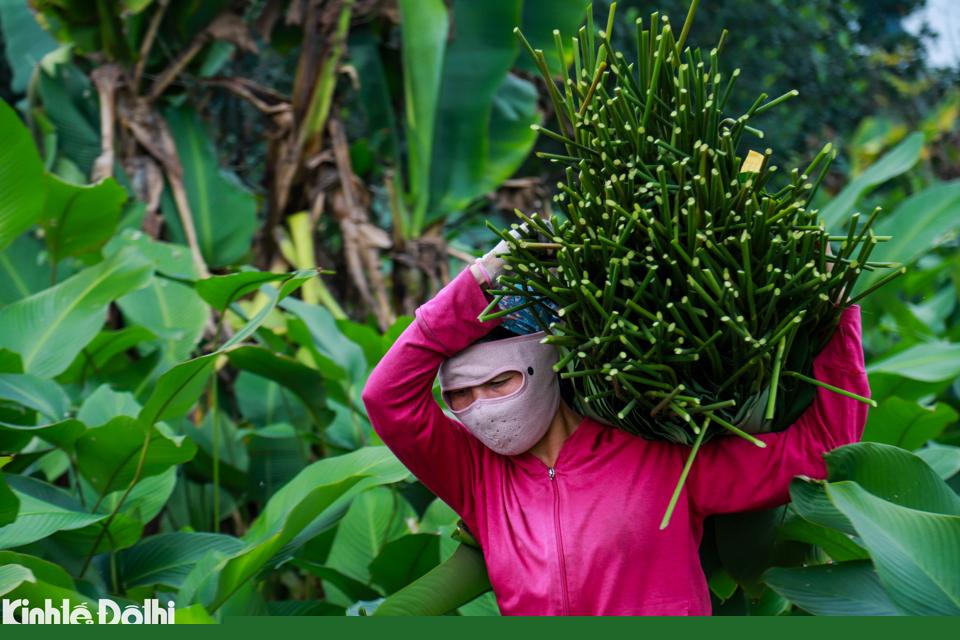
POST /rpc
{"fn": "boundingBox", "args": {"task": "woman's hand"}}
[471,222,531,286]
[472,215,554,287]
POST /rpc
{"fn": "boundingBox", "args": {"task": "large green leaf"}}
[820,132,924,231]
[824,443,960,514]
[863,396,958,451]
[137,352,217,426]
[790,443,960,535]
[0,98,45,251]
[58,325,158,385]
[284,317,349,388]
[246,424,307,500]
[104,228,198,280]
[0,234,55,305]
[336,319,390,371]
[479,73,540,198]
[397,0,448,234]
[429,0,522,216]
[132,265,313,428]
[160,107,257,268]
[3,574,97,612]
[764,561,899,616]
[0,477,104,549]
[0,418,85,452]
[374,543,492,616]
[76,384,142,426]
[856,180,960,292]
[224,346,330,427]
[94,465,177,523]
[186,411,250,490]
[369,533,442,594]
[194,270,290,311]
[53,509,143,557]
[776,514,868,562]
[0,372,71,423]
[234,370,310,429]
[0,550,100,609]
[220,271,317,350]
[0,0,57,93]
[0,475,143,559]
[0,373,84,448]
[324,487,414,601]
[514,0,589,76]
[190,476,366,613]
[0,564,35,597]
[243,447,409,549]
[281,297,367,385]
[292,560,382,602]
[0,246,153,377]
[916,443,960,481]
[458,590,501,616]
[163,476,239,534]
[0,457,17,527]
[75,415,197,495]
[826,481,960,616]
[866,341,960,382]
[117,276,209,363]
[0,550,75,590]
[39,174,127,260]
[36,60,101,176]
[790,477,859,537]
[118,531,245,589]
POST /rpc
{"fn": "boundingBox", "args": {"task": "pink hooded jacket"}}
[361,267,870,616]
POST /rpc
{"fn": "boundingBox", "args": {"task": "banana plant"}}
[350,0,588,311]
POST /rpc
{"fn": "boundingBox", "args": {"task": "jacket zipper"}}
[548,466,571,615]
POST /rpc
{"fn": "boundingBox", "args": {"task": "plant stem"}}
[706,411,767,448]
[764,336,786,420]
[782,370,876,406]
[676,0,701,53]
[660,415,709,529]
[77,430,153,579]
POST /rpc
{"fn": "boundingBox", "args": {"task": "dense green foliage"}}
[0,0,958,620]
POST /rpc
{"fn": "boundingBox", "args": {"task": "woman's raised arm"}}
[686,305,871,518]
[361,266,501,528]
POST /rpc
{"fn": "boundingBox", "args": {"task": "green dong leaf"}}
[0,98,45,252]
[39,174,127,260]
[0,246,153,377]
[374,543,492,616]
[764,561,899,616]
[75,415,197,496]
[820,132,924,231]
[826,481,960,616]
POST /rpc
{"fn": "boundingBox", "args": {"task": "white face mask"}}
[439,332,560,456]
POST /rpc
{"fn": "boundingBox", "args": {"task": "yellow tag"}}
[740,150,765,174]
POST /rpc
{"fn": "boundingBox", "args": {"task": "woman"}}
[361,235,870,616]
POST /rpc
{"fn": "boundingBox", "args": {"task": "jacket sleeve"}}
[361,267,501,527]
[686,305,870,518]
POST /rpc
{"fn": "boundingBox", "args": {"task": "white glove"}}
[471,214,556,287]
[471,223,529,286]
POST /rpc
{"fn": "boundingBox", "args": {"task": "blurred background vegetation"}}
[3,0,956,320]
[0,0,958,618]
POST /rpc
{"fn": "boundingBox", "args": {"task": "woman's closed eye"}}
[448,389,472,406]
[482,371,522,395]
